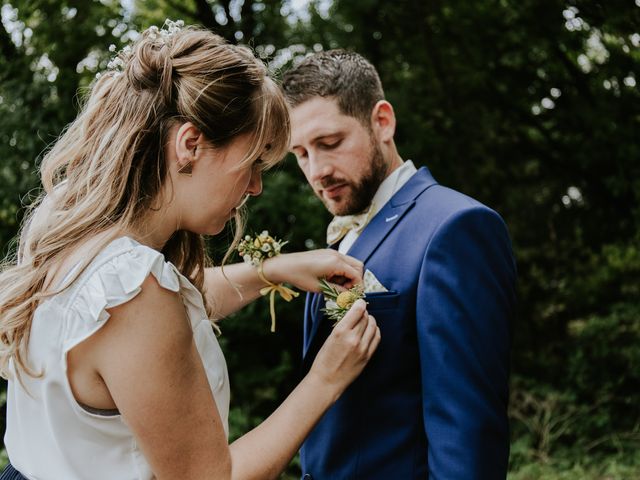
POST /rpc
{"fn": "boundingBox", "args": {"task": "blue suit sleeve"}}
[417,206,516,479]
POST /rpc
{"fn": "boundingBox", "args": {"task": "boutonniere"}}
[238,231,298,332]
[319,279,366,326]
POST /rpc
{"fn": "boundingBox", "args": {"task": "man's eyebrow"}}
[291,131,343,150]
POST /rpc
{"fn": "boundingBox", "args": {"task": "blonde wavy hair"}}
[0,25,290,380]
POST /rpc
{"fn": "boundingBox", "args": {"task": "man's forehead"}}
[290,97,356,144]
[291,96,342,120]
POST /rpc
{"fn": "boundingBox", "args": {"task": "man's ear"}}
[174,122,203,165]
[370,100,396,143]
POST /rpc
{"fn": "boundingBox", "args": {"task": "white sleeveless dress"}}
[4,237,230,479]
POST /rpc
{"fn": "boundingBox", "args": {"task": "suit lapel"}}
[347,167,437,263]
[302,167,438,370]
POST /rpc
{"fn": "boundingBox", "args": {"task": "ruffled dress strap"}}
[62,237,183,353]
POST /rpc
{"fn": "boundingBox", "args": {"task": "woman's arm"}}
[228,299,378,479]
[80,275,378,480]
[204,249,363,318]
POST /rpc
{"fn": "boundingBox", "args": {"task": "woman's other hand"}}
[309,299,380,398]
[262,249,364,291]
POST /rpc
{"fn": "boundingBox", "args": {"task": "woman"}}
[0,23,380,479]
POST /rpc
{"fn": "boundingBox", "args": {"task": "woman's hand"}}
[262,249,364,292]
[308,299,380,397]
[228,299,379,479]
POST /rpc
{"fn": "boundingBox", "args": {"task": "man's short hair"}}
[281,50,385,126]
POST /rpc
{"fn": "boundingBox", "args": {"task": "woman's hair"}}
[0,24,290,380]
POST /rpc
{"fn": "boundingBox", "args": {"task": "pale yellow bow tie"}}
[326,204,375,245]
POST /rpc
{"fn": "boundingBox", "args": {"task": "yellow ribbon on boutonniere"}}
[257,263,299,332]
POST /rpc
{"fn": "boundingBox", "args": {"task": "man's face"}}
[289,97,388,216]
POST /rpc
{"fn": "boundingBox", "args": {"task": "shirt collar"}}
[369,160,417,217]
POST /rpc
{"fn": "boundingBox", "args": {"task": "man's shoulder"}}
[414,181,491,218]
[401,167,487,212]
[392,167,507,234]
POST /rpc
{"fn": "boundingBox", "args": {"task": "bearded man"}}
[282,50,517,479]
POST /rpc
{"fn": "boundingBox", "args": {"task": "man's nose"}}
[308,151,333,184]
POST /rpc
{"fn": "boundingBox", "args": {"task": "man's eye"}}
[321,140,341,149]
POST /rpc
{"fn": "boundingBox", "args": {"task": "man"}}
[282,50,517,479]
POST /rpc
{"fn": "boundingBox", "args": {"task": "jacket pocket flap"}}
[365,291,399,311]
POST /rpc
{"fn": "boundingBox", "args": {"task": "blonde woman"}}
[0,23,380,480]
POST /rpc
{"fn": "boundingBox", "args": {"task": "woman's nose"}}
[246,167,263,196]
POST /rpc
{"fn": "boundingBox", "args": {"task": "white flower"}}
[261,244,272,252]
[147,25,160,40]
[98,19,183,78]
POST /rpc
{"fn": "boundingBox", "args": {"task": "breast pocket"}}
[365,291,400,313]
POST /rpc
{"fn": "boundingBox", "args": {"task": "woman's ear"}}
[370,100,396,143]
[174,122,203,171]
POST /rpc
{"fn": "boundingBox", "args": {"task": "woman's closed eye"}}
[253,158,266,170]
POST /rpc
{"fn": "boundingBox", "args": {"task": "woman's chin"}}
[192,210,236,236]
[206,222,226,236]
[207,216,234,236]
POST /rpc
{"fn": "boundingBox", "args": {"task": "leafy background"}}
[1,0,639,478]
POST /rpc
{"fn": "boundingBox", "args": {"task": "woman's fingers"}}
[335,299,367,331]
[365,322,381,358]
[323,251,363,287]
[356,314,379,357]
[342,254,364,275]
[310,301,379,395]
[359,314,376,347]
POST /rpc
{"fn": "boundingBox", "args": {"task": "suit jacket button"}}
[303,475,313,480]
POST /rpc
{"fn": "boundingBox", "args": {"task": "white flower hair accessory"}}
[96,19,185,79]
[147,19,185,41]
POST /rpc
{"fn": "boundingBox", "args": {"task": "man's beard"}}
[320,140,388,216]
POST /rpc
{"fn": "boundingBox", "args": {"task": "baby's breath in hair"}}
[96,19,185,79]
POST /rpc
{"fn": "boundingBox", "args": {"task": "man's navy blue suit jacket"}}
[300,167,517,479]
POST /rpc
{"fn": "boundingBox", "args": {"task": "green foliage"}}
[0,0,639,476]
[0,0,127,252]
[508,453,640,480]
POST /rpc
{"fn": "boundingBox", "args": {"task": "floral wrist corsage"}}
[319,279,366,326]
[238,231,299,332]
